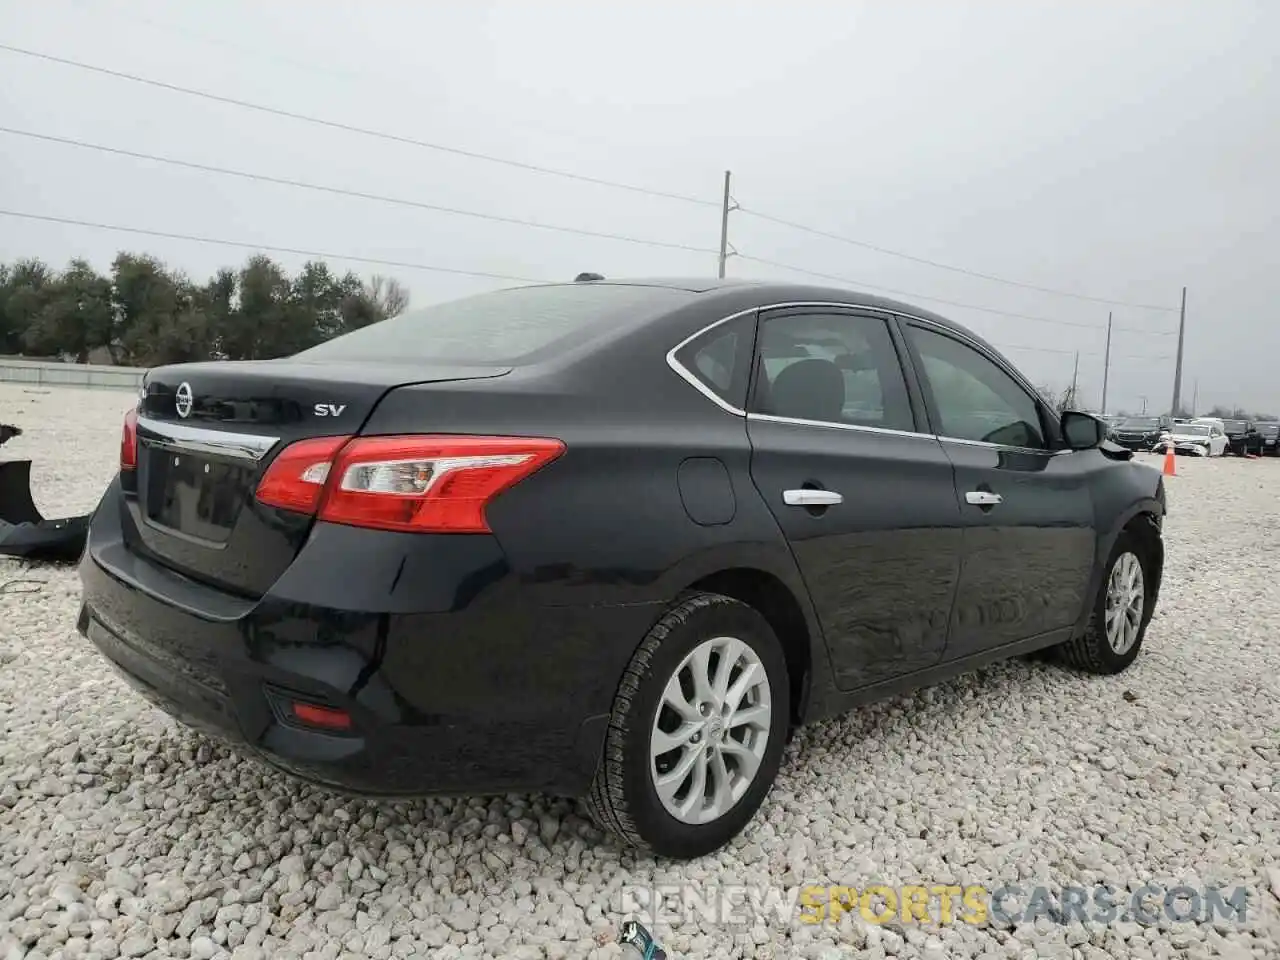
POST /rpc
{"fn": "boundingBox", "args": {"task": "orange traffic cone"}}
[1162,446,1177,477]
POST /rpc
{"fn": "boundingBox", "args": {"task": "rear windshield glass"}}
[294,283,695,364]
[1181,424,1211,436]
[1261,424,1279,435]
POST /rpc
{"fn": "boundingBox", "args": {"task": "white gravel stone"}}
[2,383,1279,959]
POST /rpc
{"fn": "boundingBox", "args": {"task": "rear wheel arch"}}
[684,567,815,727]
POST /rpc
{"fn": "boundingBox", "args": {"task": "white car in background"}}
[1154,421,1228,457]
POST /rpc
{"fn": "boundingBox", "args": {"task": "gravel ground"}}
[1,382,1278,960]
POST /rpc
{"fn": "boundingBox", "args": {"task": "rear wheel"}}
[585,592,789,859]
[1058,531,1153,674]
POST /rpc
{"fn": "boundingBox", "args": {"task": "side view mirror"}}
[1061,410,1105,450]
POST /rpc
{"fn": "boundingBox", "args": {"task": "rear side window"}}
[295,283,695,364]
[749,309,915,431]
[671,312,756,410]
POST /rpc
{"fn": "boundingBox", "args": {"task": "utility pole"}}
[1100,312,1113,414]
[1070,351,1080,408]
[1170,286,1187,416]
[1191,379,1198,417]
[717,170,733,278]
[1139,395,1148,414]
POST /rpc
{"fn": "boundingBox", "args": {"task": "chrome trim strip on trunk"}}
[136,415,279,462]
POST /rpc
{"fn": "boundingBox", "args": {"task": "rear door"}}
[899,321,1097,660]
[744,306,963,690]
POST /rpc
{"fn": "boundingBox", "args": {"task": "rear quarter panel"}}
[356,302,832,702]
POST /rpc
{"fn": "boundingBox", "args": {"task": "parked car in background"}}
[1112,416,1165,451]
[1154,422,1227,457]
[1191,416,1226,432]
[1258,422,1279,456]
[76,277,1168,859]
[1222,419,1263,456]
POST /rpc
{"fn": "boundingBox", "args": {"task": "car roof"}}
[557,276,976,337]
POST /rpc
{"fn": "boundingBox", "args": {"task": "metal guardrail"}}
[0,359,145,391]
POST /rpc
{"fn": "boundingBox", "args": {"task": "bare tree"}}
[1037,383,1078,414]
[366,275,410,319]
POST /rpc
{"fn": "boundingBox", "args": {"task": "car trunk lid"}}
[128,359,510,597]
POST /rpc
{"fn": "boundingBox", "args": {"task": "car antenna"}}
[574,272,605,282]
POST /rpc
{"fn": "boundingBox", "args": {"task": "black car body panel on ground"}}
[78,278,1167,856]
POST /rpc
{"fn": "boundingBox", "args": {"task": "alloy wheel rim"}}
[649,636,772,825]
[1105,552,1145,655]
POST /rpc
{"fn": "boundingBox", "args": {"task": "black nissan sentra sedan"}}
[79,278,1166,859]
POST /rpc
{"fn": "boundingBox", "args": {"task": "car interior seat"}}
[766,358,846,423]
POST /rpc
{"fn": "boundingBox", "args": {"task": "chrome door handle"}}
[965,490,1003,506]
[783,489,843,507]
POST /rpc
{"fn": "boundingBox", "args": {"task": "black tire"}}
[1058,530,1154,674]
[585,592,790,860]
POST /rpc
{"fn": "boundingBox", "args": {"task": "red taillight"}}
[255,434,565,533]
[120,408,138,471]
[254,435,350,514]
[290,701,352,731]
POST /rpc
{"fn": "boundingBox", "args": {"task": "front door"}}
[900,322,1098,661]
[744,307,964,690]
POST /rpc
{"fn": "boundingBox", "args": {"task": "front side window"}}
[907,325,1047,449]
[749,310,914,431]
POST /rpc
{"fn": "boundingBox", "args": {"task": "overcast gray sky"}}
[1,0,1275,414]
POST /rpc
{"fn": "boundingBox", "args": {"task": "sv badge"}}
[314,403,348,417]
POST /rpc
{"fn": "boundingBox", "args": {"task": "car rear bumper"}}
[78,478,662,798]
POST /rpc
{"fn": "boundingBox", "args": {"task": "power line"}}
[2,209,1177,365]
[737,253,1178,336]
[0,210,547,283]
[736,207,1177,313]
[0,127,717,255]
[0,42,1187,328]
[999,343,1173,361]
[63,0,603,156]
[64,0,400,91]
[0,42,720,209]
